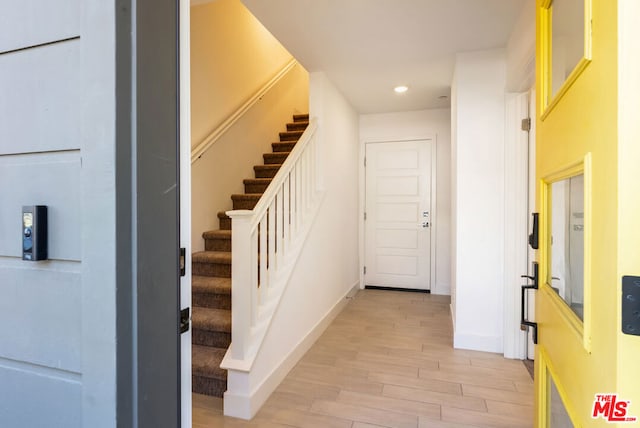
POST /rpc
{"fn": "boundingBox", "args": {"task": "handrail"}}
[191,58,298,163]
[223,117,322,368]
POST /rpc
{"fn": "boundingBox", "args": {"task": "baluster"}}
[259,215,268,292]
[301,148,308,217]
[311,136,317,196]
[276,185,284,265]
[295,164,301,232]
[283,175,290,254]
[289,168,296,235]
[304,146,311,210]
[250,228,258,327]
[268,200,276,277]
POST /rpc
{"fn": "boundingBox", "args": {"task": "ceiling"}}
[241,0,527,114]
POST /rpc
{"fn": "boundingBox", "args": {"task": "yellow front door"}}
[534,0,640,426]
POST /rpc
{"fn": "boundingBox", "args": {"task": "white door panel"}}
[365,140,431,290]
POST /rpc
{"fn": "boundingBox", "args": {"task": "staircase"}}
[191,113,309,397]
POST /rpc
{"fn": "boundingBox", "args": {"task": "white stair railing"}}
[223,118,322,368]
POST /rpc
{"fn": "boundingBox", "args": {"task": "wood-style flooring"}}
[193,289,534,427]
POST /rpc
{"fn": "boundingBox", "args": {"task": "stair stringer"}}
[220,118,340,419]
[220,189,325,371]
[221,190,351,421]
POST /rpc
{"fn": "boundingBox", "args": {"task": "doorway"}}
[364,140,434,291]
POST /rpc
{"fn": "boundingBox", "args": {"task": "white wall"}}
[234,71,360,416]
[359,109,451,295]
[506,0,535,92]
[190,0,295,146]
[451,49,507,353]
[191,63,309,250]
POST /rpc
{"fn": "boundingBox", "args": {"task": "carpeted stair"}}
[191,113,309,397]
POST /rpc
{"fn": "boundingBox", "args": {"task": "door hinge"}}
[521,118,531,132]
[179,247,186,277]
[180,307,190,334]
[363,266,367,275]
[364,212,367,221]
[364,157,367,167]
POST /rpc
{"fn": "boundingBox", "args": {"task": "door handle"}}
[421,222,429,228]
[520,262,539,344]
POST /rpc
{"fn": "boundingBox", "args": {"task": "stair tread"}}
[243,178,272,184]
[192,251,232,264]
[264,152,291,161]
[280,130,304,140]
[287,121,309,127]
[264,151,291,156]
[254,164,282,169]
[192,276,231,295]
[293,114,309,122]
[192,345,227,380]
[202,229,231,240]
[192,307,231,333]
[217,211,230,219]
[230,193,262,200]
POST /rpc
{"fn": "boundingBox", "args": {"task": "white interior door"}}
[364,140,431,290]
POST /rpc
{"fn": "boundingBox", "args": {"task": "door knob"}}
[422,222,429,228]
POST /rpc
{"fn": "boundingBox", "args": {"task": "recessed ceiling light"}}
[394,85,409,94]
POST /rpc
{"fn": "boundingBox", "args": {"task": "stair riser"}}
[254,167,280,178]
[192,329,231,349]
[279,131,303,141]
[192,375,226,398]
[193,292,231,309]
[272,142,296,153]
[192,262,231,278]
[205,238,231,252]
[263,153,289,164]
[286,122,308,131]
[219,217,231,230]
[293,114,309,122]
[232,198,259,210]
[245,182,269,193]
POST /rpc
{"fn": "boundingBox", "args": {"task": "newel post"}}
[227,209,253,360]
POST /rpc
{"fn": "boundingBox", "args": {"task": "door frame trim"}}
[115,0,183,425]
[178,0,192,426]
[503,92,530,359]
[359,137,437,293]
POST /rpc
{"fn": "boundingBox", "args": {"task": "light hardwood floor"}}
[193,289,534,428]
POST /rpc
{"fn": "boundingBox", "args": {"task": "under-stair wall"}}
[223,72,360,419]
[191,64,309,251]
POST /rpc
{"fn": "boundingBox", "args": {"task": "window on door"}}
[549,174,584,320]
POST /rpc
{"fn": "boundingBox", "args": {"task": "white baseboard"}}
[346,281,360,299]
[224,280,359,420]
[453,332,503,354]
